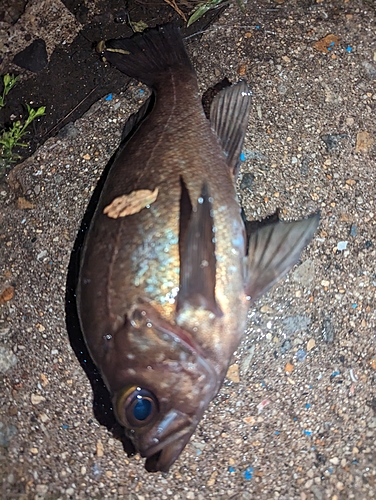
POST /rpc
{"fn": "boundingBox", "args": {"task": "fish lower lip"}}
[142,427,190,459]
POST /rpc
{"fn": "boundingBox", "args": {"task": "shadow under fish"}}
[71,23,319,473]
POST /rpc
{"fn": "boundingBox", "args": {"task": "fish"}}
[77,23,319,473]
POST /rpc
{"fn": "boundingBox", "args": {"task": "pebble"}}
[355,131,373,152]
[322,318,335,343]
[307,339,316,351]
[283,315,311,333]
[0,421,17,446]
[226,363,240,383]
[35,484,48,495]
[30,447,39,454]
[96,440,104,457]
[329,457,339,465]
[321,280,330,287]
[337,241,348,251]
[31,394,46,405]
[207,470,218,486]
[285,362,294,373]
[292,259,315,286]
[240,346,255,374]
[0,346,18,373]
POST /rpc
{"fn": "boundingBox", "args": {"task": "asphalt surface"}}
[0,1,375,499]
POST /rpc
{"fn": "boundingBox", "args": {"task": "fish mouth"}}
[135,409,196,473]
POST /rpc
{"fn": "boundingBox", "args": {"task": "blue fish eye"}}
[122,387,159,428]
[133,397,152,421]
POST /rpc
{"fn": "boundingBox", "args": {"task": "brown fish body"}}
[77,24,319,472]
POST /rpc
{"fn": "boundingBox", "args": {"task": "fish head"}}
[110,301,219,472]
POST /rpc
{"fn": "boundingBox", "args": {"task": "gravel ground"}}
[1,1,375,499]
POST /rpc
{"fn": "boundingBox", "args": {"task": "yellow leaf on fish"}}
[103,188,159,219]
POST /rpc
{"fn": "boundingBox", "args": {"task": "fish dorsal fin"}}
[177,182,222,317]
[245,213,320,302]
[210,80,252,176]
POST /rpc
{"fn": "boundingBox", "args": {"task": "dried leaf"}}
[0,285,14,304]
[103,188,159,219]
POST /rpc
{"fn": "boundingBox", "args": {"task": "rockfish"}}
[77,23,319,472]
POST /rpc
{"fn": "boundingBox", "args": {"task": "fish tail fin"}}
[100,23,193,88]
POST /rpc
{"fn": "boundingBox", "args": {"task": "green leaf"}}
[187,0,225,27]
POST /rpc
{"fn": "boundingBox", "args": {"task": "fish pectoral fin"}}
[244,213,320,301]
[176,182,222,317]
[210,80,252,177]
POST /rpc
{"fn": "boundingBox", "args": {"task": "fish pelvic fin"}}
[245,212,320,302]
[210,80,252,177]
[177,181,222,318]
[99,23,193,89]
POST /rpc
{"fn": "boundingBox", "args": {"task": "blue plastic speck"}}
[244,467,254,480]
[303,430,312,436]
[62,424,69,430]
[228,466,236,473]
[346,46,353,53]
[331,371,340,377]
[352,303,357,309]
[255,25,261,29]
[105,94,113,101]
[240,152,246,162]
[275,431,280,435]
[305,403,311,409]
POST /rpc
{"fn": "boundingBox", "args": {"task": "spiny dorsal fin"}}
[177,182,222,317]
[210,80,252,176]
[245,213,320,301]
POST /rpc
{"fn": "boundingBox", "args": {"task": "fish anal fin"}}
[177,183,222,318]
[210,80,252,176]
[245,213,320,301]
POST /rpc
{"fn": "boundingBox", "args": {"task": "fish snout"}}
[135,409,195,473]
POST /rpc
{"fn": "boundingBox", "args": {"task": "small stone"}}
[283,315,311,333]
[240,173,255,191]
[81,466,86,474]
[361,61,376,80]
[105,470,113,478]
[40,374,49,386]
[66,488,74,495]
[96,440,104,457]
[31,394,46,405]
[238,64,247,76]
[0,285,14,304]
[336,481,344,491]
[226,364,240,383]
[337,241,348,251]
[285,362,294,373]
[0,421,17,446]
[369,357,376,370]
[307,339,316,351]
[35,485,48,495]
[321,280,330,287]
[355,131,373,152]
[82,153,91,160]
[207,470,218,486]
[243,416,256,425]
[329,457,339,465]
[345,179,356,186]
[322,318,335,343]
[39,413,49,423]
[0,346,18,373]
[30,447,38,455]
[240,346,255,374]
[260,305,274,314]
[293,259,315,286]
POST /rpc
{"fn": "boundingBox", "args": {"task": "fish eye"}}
[116,386,159,428]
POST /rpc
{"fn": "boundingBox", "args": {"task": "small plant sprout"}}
[0,74,19,108]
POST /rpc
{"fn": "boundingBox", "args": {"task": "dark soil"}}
[0,0,227,167]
